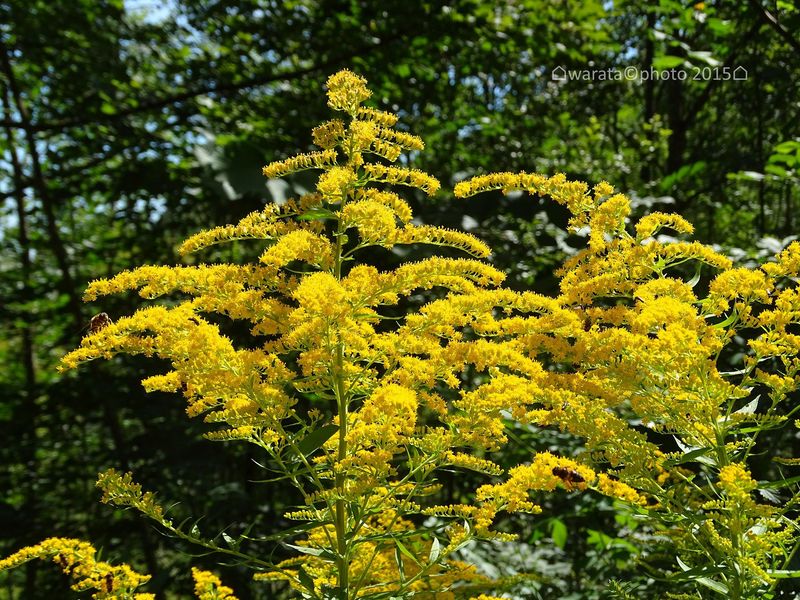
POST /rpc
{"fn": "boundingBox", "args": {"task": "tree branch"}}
[684,19,761,128]
[748,0,800,55]
[0,38,84,331]
[0,34,405,133]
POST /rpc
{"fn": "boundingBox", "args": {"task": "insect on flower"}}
[89,312,113,334]
[552,466,585,484]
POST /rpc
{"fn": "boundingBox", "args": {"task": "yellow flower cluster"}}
[326,69,371,113]
[362,164,441,196]
[454,172,597,227]
[762,240,800,277]
[459,168,800,595]
[635,211,694,239]
[0,538,152,599]
[390,224,491,258]
[97,469,169,525]
[53,70,539,598]
[369,138,403,162]
[259,229,334,273]
[353,188,412,220]
[341,384,418,476]
[375,126,425,151]
[356,106,398,127]
[717,463,757,505]
[178,201,320,256]
[262,149,338,179]
[312,119,345,149]
[348,120,378,152]
[317,165,358,200]
[192,568,238,600]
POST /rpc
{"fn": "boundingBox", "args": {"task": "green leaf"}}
[297,567,317,594]
[759,474,800,489]
[774,140,800,154]
[296,424,339,456]
[695,577,729,595]
[757,487,782,504]
[653,55,685,69]
[734,396,759,415]
[428,536,441,564]
[672,437,716,466]
[739,170,765,181]
[687,50,720,66]
[284,543,335,560]
[687,262,703,288]
[764,164,788,177]
[768,153,797,167]
[767,569,800,579]
[674,556,728,594]
[706,18,732,35]
[664,446,715,467]
[298,208,337,221]
[222,532,237,549]
[711,310,738,329]
[394,538,421,567]
[551,518,567,549]
[394,546,406,583]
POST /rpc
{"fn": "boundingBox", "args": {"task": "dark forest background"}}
[1,1,799,598]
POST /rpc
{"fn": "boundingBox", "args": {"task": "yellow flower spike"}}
[316,165,358,200]
[635,211,694,240]
[258,229,334,272]
[588,193,630,250]
[97,469,169,524]
[362,163,441,196]
[390,224,492,258]
[718,463,757,506]
[454,171,517,197]
[341,199,398,243]
[369,138,403,162]
[262,149,338,179]
[312,119,345,149]
[178,204,307,255]
[0,538,152,599]
[356,105,399,127]
[710,267,773,304]
[293,272,349,317]
[595,473,646,505]
[356,106,397,127]
[326,69,371,113]
[353,188,413,223]
[762,240,800,277]
[348,119,378,151]
[192,567,239,600]
[375,126,425,151]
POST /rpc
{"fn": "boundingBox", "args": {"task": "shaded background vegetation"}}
[1,0,799,597]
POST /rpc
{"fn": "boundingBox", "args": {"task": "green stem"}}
[729,510,743,600]
[334,345,349,599]
[333,188,350,599]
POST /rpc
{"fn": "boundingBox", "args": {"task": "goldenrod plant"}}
[0,71,590,599]
[2,71,798,599]
[454,173,800,599]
